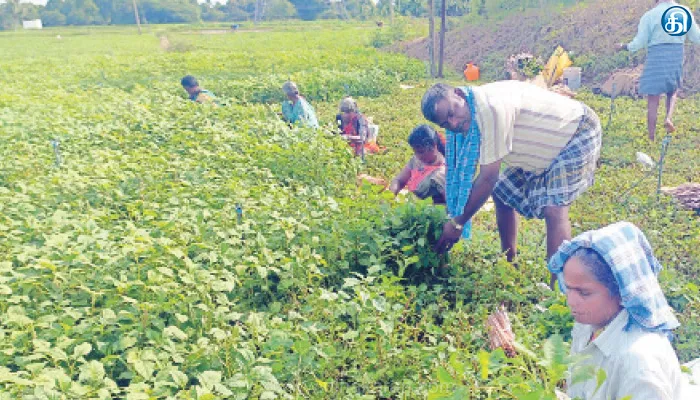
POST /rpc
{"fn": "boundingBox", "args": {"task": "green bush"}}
[370,22,408,48]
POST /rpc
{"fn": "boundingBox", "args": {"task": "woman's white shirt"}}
[568,309,683,400]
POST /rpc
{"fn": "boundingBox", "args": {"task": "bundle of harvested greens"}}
[486,304,517,358]
[661,184,700,213]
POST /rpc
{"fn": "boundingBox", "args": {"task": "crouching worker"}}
[281,81,319,129]
[549,221,696,400]
[337,96,384,156]
[181,75,218,105]
[389,125,446,204]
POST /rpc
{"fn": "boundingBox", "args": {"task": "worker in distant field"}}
[181,75,218,105]
[389,124,446,204]
[548,221,700,400]
[336,96,384,156]
[281,81,319,129]
[617,0,700,141]
[421,81,602,286]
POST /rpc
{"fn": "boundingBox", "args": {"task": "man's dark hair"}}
[421,83,455,123]
[181,75,199,88]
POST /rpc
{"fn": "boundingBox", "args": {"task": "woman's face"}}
[413,144,439,165]
[563,257,622,329]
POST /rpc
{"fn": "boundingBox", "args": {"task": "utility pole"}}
[340,0,350,20]
[438,0,446,78]
[254,0,260,25]
[132,0,142,34]
[428,0,436,77]
[390,0,394,24]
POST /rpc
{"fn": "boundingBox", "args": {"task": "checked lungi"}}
[639,43,684,96]
[492,104,602,219]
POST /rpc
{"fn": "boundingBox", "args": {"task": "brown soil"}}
[391,0,700,94]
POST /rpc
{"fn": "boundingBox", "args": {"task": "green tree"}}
[478,0,487,18]
[20,4,41,19]
[222,0,256,20]
[201,2,229,22]
[107,0,142,25]
[139,0,201,24]
[42,0,102,25]
[64,0,102,25]
[94,0,119,24]
[446,0,471,16]
[0,0,21,30]
[375,0,470,17]
[40,10,67,26]
[40,0,206,26]
[1,0,43,30]
[265,0,297,20]
[289,0,328,20]
[399,0,425,16]
[344,0,377,19]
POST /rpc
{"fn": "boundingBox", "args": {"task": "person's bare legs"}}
[543,205,572,288]
[494,195,518,262]
[664,91,678,133]
[647,95,661,141]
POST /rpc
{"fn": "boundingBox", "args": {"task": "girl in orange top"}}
[390,125,446,204]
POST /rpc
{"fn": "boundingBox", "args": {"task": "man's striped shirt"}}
[471,81,584,174]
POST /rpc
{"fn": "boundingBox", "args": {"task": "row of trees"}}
[0,0,587,30]
[0,0,484,29]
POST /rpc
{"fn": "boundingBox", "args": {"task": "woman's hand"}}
[391,164,412,196]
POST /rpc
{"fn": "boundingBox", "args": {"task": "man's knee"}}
[493,194,510,210]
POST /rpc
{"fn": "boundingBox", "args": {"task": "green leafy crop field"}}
[0,22,698,399]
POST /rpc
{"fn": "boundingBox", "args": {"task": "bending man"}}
[421,81,602,285]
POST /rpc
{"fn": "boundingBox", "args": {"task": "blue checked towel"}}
[548,222,680,335]
[445,87,481,239]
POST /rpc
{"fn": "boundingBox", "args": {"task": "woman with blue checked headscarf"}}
[548,221,699,400]
[421,81,602,287]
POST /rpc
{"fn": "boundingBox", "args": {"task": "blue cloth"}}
[627,2,700,53]
[445,87,481,239]
[548,221,680,336]
[639,43,684,95]
[281,97,319,129]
